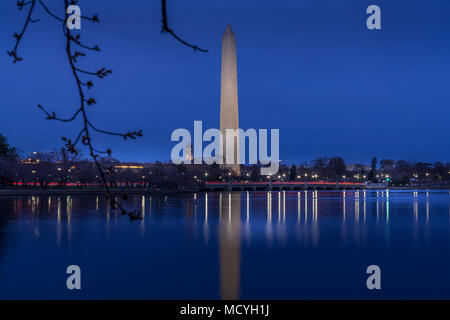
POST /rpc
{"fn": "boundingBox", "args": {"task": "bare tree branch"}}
[8,0,208,220]
[38,0,64,22]
[161,0,208,52]
[9,0,143,220]
[37,104,81,122]
[7,0,37,63]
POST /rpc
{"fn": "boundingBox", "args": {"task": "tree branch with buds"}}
[7,0,207,220]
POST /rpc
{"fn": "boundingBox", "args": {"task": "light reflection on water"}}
[0,190,450,299]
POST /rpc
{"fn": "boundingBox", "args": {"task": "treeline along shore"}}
[1,135,450,193]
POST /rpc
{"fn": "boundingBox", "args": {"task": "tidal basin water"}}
[0,190,450,299]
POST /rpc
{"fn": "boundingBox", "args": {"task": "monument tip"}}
[223,23,235,37]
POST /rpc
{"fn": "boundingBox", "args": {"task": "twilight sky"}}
[1,0,449,164]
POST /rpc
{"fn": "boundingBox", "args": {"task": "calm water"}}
[0,190,450,299]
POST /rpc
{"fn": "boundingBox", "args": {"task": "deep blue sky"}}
[1,0,449,164]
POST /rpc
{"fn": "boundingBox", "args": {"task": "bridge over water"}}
[201,181,364,192]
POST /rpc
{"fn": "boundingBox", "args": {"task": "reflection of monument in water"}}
[219,192,241,299]
[220,24,240,175]
[185,143,193,163]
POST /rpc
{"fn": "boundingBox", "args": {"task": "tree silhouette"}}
[0,134,19,188]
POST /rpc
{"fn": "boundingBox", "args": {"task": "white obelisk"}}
[220,23,240,175]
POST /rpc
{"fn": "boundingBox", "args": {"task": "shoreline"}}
[0,186,449,196]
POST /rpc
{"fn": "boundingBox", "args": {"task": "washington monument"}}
[220,23,240,175]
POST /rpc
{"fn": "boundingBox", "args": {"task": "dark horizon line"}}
[21,152,450,167]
